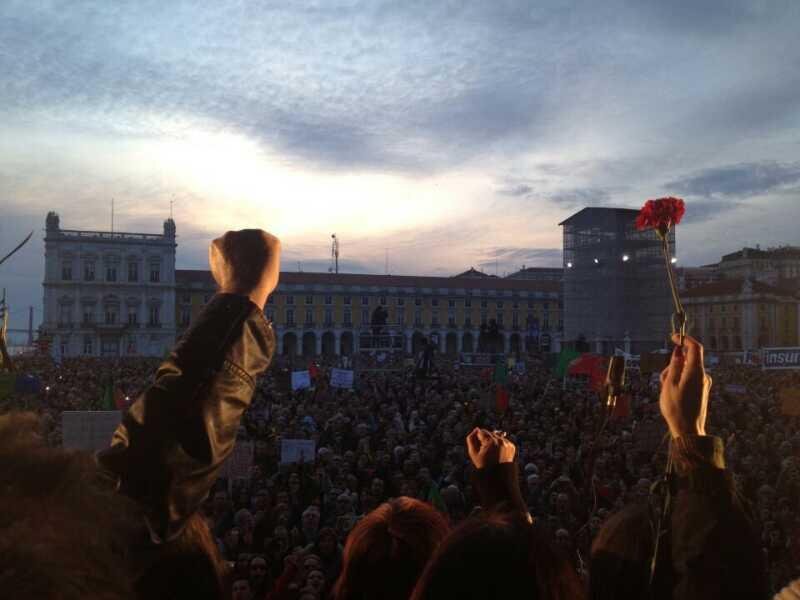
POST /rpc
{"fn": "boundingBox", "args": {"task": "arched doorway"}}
[412,331,426,355]
[462,332,474,353]
[446,332,458,356]
[283,332,297,356]
[510,333,521,355]
[340,331,353,356]
[302,332,316,357]
[321,331,335,356]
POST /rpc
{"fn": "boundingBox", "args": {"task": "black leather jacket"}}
[97,293,275,544]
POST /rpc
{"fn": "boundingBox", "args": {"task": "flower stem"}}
[661,234,686,344]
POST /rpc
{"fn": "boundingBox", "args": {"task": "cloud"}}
[1,0,799,331]
[667,161,800,198]
[546,188,615,208]
[679,199,744,224]
[499,184,533,197]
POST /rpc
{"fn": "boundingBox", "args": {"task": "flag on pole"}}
[495,384,509,413]
[114,388,127,410]
[102,381,115,411]
[493,359,508,385]
[554,348,581,378]
[567,354,607,392]
[309,362,320,380]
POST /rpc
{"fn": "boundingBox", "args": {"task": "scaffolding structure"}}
[560,207,674,354]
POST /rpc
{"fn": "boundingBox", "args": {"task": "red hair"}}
[333,497,449,600]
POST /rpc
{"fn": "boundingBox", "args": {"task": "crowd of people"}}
[2,230,799,599]
[3,346,799,597]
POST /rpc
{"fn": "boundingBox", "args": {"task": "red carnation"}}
[635,197,685,233]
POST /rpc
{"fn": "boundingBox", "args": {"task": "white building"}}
[42,212,177,358]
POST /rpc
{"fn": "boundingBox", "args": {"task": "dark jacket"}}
[473,435,768,600]
[587,435,767,600]
[97,294,275,560]
[662,435,767,599]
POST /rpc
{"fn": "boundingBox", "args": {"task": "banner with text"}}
[330,368,354,389]
[763,348,800,370]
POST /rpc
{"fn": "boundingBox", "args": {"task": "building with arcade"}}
[41,212,177,358]
[175,269,562,357]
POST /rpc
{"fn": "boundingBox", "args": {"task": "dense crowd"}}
[3,347,799,598]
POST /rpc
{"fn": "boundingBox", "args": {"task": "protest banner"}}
[280,439,316,464]
[62,411,121,452]
[763,347,800,370]
[330,368,354,389]
[291,370,311,391]
[780,388,800,416]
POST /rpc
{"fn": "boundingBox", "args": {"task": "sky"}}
[1,0,800,333]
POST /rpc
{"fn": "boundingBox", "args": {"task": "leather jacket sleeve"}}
[97,293,275,543]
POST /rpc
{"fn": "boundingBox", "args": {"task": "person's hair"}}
[0,411,230,600]
[333,497,449,600]
[411,511,583,600]
[588,504,653,600]
[134,512,228,600]
[0,411,141,600]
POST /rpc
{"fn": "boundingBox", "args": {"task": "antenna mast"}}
[111,198,115,232]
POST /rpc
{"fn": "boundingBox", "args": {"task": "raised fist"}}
[209,229,281,309]
[466,428,516,469]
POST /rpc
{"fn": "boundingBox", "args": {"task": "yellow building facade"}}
[683,278,800,354]
[175,270,562,357]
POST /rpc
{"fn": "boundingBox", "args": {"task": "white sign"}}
[330,368,354,389]
[62,411,122,452]
[280,439,316,464]
[291,370,312,391]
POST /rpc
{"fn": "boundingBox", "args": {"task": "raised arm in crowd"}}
[0,228,777,600]
[1,229,282,600]
[442,334,767,600]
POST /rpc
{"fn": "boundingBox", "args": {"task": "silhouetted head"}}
[333,497,449,600]
[411,511,583,600]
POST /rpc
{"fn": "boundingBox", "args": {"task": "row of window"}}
[62,261,161,283]
[72,336,140,356]
[58,306,161,327]
[270,295,556,310]
[269,307,557,330]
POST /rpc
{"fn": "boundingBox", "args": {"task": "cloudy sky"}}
[1,0,799,332]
